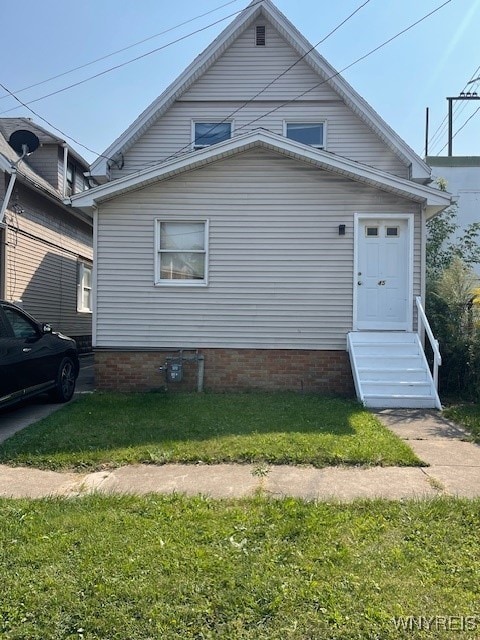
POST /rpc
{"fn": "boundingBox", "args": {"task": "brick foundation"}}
[95,348,354,396]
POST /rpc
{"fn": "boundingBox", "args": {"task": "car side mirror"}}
[42,323,52,334]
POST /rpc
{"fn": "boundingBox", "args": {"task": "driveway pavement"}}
[0,353,94,445]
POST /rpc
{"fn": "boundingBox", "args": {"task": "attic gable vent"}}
[255,25,266,46]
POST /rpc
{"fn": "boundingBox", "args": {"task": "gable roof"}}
[74,129,450,217]
[0,118,90,168]
[90,0,430,183]
[0,131,92,224]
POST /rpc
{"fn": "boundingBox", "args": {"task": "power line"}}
[159,0,372,163]
[151,0,451,172]
[0,0,242,103]
[0,0,452,168]
[0,81,115,162]
[0,0,265,116]
[436,104,480,155]
[426,64,480,154]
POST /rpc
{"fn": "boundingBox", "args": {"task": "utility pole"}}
[447,92,480,156]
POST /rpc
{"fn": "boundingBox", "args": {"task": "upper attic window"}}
[285,122,325,149]
[193,122,232,150]
[255,25,266,46]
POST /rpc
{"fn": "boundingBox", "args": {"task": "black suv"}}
[0,301,79,409]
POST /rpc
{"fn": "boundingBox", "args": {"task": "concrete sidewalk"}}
[0,409,479,500]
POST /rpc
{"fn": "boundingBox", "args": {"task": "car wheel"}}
[50,357,76,403]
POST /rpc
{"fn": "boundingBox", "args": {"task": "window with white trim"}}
[77,262,92,312]
[193,122,232,150]
[285,122,325,148]
[156,220,208,285]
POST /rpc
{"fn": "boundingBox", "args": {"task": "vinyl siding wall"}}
[24,145,60,189]
[3,182,93,337]
[97,149,421,350]
[111,21,408,181]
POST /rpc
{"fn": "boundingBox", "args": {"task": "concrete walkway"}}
[0,407,479,500]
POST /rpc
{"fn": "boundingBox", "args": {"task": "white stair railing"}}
[416,296,442,391]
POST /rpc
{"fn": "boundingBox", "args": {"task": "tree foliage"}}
[426,205,480,400]
[426,204,480,282]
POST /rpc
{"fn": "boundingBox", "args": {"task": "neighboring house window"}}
[66,161,75,196]
[77,262,93,312]
[155,220,208,285]
[285,122,325,149]
[193,122,232,150]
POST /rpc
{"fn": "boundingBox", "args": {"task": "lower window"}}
[156,220,208,285]
[77,262,93,312]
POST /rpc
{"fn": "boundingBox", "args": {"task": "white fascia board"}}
[74,130,451,210]
[90,0,429,183]
[0,154,13,173]
[261,0,429,181]
[89,2,262,177]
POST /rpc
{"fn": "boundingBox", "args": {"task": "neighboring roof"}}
[0,118,90,168]
[0,131,61,199]
[90,0,431,183]
[426,156,480,168]
[0,131,92,224]
[74,129,450,217]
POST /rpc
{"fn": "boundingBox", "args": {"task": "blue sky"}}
[1,0,479,164]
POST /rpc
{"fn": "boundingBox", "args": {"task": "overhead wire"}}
[0,80,118,162]
[435,104,480,155]
[426,64,480,154]
[0,0,266,116]
[0,0,242,102]
[157,0,372,163]
[139,0,452,172]
[0,0,453,168]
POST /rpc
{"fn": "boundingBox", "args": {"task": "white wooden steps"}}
[347,332,441,409]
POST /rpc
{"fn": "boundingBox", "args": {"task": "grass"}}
[0,495,479,639]
[0,392,422,470]
[443,404,480,444]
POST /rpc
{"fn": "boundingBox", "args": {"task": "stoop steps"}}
[347,332,441,409]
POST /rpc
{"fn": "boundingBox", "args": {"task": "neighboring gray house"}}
[0,118,93,350]
[426,156,480,276]
[72,0,450,405]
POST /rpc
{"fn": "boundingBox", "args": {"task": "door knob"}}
[358,281,362,285]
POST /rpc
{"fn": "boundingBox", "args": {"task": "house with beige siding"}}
[72,0,451,406]
[0,119,93,351]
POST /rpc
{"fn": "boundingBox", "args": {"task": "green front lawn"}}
[443,404,480,443]
[1,495,479,639]
[0,392,421,470]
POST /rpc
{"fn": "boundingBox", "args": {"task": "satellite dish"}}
[8,130,40,156]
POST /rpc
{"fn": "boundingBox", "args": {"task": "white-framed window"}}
[192,122,232,150]
[155,219,209,286]
[284,122,325,149]
[77,261,93,312]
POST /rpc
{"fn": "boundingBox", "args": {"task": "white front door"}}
[355,216,412,330]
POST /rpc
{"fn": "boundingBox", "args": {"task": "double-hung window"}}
[193,122,232,150]
[156,220,208,285]
[285,122,325,149]
[77,261,93,312]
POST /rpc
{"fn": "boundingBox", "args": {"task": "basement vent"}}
[255,25,266,46]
